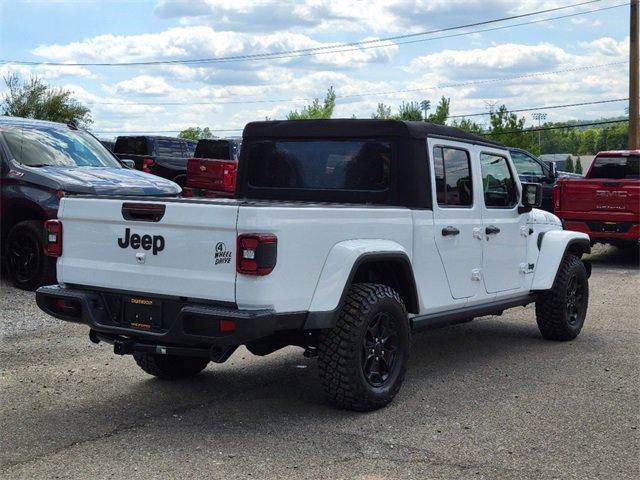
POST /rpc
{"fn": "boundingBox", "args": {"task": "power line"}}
[484,118,628,136]
[450,98,629,119]
[1,0,621,67]
[86,61,628,107]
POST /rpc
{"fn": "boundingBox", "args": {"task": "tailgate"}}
[57,197,239,302]
[560,179,640,215]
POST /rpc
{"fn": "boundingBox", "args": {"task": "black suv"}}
[509,148,579,212]
[0,117,181,290]
[113,136,197,186]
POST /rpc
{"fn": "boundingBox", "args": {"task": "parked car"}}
[509,148,580,212]
[113,136,198,186]
[553,150,639,247]
[184,139,240,198]
[0,117,181,290]
[35,119,590,411]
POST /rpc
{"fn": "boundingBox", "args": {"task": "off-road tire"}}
[133,353,209,379]
[535,254,589,341]
[317,283,410,411]
[6,220,56,291]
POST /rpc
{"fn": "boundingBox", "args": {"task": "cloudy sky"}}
[0,0,631,139]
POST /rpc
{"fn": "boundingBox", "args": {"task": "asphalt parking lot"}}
[1,245,638,480]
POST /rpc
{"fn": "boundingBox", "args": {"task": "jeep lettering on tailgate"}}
[117,228,165,255]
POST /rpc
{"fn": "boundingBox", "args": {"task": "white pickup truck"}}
[36,120,591,411]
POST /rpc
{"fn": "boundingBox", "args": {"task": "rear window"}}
[590,155,639,179]
[246,140,391,191]
[156,139,185,158]
[195,140,234,160]
[114,136,148,155]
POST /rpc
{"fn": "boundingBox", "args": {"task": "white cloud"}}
[111,75,176,96]
[0,63,94,80]
[31,26,398,71]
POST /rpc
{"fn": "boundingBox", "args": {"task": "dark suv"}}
[113,136,197,186]
[509,148,580,212]
[0,117,181,290]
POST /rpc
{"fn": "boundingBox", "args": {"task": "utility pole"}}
[631,0,639,149]
[532,112,547,154]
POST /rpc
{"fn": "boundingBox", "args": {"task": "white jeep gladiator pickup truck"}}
[36,120,591,411]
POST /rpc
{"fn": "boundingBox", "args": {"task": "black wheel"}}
[133,352,209,379]
[535,254,589,341]
[317,283,410,411]
[6,220,56,291]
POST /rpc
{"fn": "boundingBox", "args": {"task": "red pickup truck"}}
[182,139,239,198]
[553,150,639,246]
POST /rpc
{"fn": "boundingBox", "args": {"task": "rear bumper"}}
[36,285,306,350]
[562,220,640,242]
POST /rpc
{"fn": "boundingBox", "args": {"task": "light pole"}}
[420,100,431,121]
[532,112,547,154]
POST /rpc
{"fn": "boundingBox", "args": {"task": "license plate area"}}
[124,297,162,330]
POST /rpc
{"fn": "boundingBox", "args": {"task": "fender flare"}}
[531,230,590,291]
[304,240,418,329]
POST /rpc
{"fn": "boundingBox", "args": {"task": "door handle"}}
[441,226,460,236]
[485,225,501,235]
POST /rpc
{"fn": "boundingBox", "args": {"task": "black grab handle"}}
[441,226,460,236]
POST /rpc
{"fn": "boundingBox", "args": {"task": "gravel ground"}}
[1,245,638,479]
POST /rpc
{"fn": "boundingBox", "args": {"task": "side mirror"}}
[518,182,542,213]
[548,161,558,180]
[120,159,136,169]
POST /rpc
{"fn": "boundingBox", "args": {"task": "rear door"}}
[479,149,528,293]
[428,139,483,300]
[58,197,239,302]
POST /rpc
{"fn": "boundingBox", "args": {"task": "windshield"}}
[247,139,391,190]
[590,155,639,179]
[510,151,544,176]
[3,126,122,168]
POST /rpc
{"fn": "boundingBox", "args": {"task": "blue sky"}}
[0,0,631,139]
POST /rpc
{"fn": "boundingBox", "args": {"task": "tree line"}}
[1,75,629,155]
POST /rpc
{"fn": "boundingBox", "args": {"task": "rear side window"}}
[114,136,148,155]
[433,146,473,207]
[246,140,391,191]
[156,139,185,158]
[480,153,518,208]
[590,155,639,179]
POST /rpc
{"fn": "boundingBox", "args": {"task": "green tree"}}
[371,103,392,119]
[394,101,423,121]
[178,127,214,140]
[564,155,574,173]
[485,105,537,153]
[452,117,484,135]
[1,73,92,126]
[426,96,450,125]
[574,157,583,175]
[287,87,336,120]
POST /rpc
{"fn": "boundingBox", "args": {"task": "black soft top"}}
[242,119,503,148]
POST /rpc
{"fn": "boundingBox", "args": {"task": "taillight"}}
[237,234,277,276]
[221,162,237,192]
[552,184,562,212]
[142,158,155,173]
[43,219,62,257]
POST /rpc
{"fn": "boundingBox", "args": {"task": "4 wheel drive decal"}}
[117,228,165,255]
[214,242,232,265]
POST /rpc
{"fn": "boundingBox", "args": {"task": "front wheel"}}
[6,220,56,291]
[535,254,589,341]
[133,352,209,379]
[317,283,410,411]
